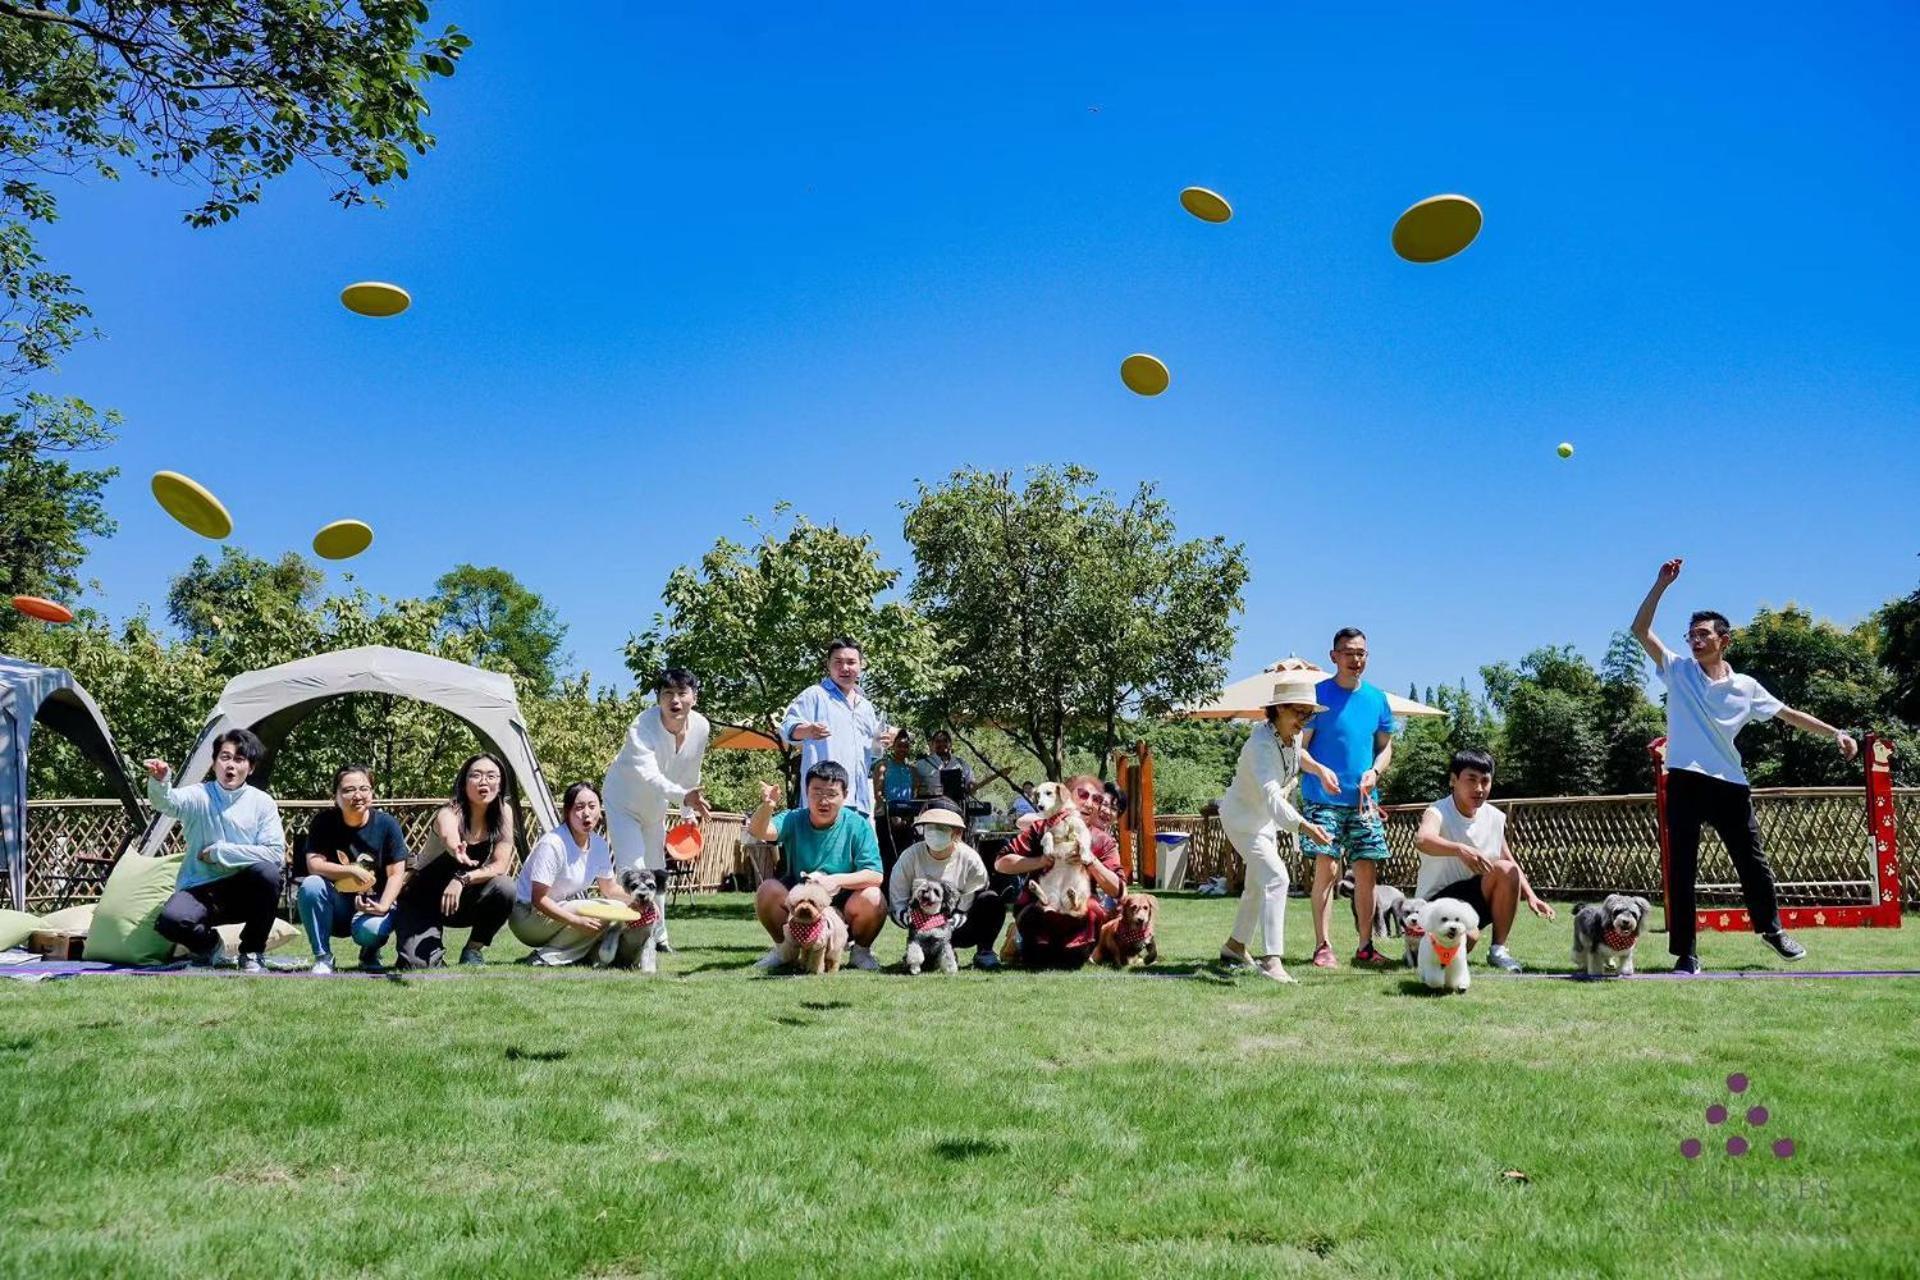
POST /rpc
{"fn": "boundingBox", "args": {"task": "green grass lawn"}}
[3,894,1917,1279]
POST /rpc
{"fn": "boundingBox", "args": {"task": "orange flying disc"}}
[1120,353,1170,396]
[340,282,411,317]
[1392,194,1483,263]
[11,596,74,624]
[665,823,704,861]
[151,471,233,539]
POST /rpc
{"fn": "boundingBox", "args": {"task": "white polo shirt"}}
[1656,650,1783,786]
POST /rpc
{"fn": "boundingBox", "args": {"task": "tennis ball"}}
[1557,442,1574,459]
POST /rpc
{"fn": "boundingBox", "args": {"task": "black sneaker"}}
[1760,931,1806,962]
[1673,955,1703,975]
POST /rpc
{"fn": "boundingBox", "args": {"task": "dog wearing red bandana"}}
[1417,898,1479,993]
[1029,781,1094,915]
[779,879,849,974]
[1093,891,1159,967]
[1395,896,1430,969]
[615,867,668,973]
[901,877,964,975]
[1571,893,1651,977]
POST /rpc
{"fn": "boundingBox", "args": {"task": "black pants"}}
[1665,768,1781,957]
[949,889,1007,952]
[394,877,514,967]
[156,863,283,956]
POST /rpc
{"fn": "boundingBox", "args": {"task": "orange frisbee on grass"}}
[11,595,75,624]
[664,823,704,861]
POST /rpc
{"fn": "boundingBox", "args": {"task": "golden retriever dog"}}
[1029,781,1094,916]
[779,880,850,974]
[1093,892,1159,967]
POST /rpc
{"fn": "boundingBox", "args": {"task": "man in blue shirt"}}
[779,637,897,817]
[1298,630,1398,968]
[747,760,886,971]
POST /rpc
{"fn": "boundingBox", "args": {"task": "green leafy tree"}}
[0,393,118,644]
[1732,605,1900,787]
[1597,630,1663,793]
[625,507,944,785]
[1482,647,1606,798]
[432,564,568,696]
[901,466,1247,780]
[166,546,323,647]
[1877,583,1920,725]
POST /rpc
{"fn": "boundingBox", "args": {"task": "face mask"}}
[923,828,954,854]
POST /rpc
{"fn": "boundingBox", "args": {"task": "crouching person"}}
[393,754,516,968]
[296,764,410,973]
[510,783,659,968]
[886,799,1004,971]
[143,730,286,973]
[747,762,886,971]
[1413,749,1556,972]
[994,774,1125,970]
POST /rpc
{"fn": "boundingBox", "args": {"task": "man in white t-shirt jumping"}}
[1631,558,1859,974]
[1414,748,1556,972]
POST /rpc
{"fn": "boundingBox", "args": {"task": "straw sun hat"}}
[914,800,967,829]
[1262,670,1329,714]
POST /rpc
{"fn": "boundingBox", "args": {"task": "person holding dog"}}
[1299,628,1398,968]
[994,774,1124,969]
[1215,671,1333,984]
[1632,558,1858,974]
[1413,749,1556,972]
[886,798,1004,970]
[748,760,887,970]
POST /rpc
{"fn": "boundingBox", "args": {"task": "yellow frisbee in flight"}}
[1120,353,1170,396]
[151,471,234,540]
[340,282,411,317]
[312,519,374,561]
[1392,194,1483,263]
[576,901,642,923]
[1179,187,1233,223]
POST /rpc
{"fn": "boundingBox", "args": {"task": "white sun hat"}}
[1261,670,1329,713]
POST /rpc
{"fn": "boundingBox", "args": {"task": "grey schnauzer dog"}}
[614,867,667,973]
[1337,870,1407,939]
[1396,896,1430,968]
[900,878,964,975]
[1571,893,1652,978]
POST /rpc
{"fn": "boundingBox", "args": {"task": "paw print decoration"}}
[1679,1073,1796,1161]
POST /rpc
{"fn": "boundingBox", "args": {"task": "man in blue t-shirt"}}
[747,760,885,971]
[1298,629,1398,968]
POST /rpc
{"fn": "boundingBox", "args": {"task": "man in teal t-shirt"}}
[747,760,885,970]
[1298,629,1398,969]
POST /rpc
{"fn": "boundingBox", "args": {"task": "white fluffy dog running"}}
[1029,781,1094,915]
[1417,898,1480,993]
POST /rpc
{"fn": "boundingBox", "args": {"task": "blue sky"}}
[42,1,1920,698]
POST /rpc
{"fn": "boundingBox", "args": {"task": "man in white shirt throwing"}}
[1414,748,1556,972]
[603,667,712,950]
[1631,558,1858,974]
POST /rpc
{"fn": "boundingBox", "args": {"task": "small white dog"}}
[1571,894,1652,977]
[1029,781,1094,916]
[1417,898,1480,993]
[1396,896,1430,969]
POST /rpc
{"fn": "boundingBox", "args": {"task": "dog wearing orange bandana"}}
[1417,898,1479,993]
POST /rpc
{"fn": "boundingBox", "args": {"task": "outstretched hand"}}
[1656,558,1683,586]
[142,758,170,781]
[1837,732,1860,762]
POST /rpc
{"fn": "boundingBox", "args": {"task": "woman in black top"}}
[296,763,412,973]
[394,753,517,967]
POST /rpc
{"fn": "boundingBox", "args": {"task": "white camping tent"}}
[135,646,558,857]
[1,657,145,909]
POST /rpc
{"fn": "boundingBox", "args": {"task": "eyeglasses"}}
[1334,650,1369,660]
[1685,628,1720,641]
[467,771,502,783]
[337,785,373,796]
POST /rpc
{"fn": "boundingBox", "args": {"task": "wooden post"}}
[1136,740,1156,888]
[1112,752,1136,884]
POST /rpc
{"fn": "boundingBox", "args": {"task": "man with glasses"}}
[1631,558,1858,974]
[1299,629,1398,968]
[144,729,287,973]
[780,637,898,819]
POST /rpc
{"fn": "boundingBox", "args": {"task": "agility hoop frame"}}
[1652,734,1902,933]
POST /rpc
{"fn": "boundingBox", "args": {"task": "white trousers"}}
[1224,818,1289,957]
[605,805,666,875]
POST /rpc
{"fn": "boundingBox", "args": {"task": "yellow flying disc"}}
[1120,353,1170,396]
[340,282,411,317]
[333,866,376,893]
[576,901,642,923]
[312,519,374,561]
[1557,442,1575,459]
[1392,194,1483,263]
[1179,186,1233,223]
[151,471,233,539]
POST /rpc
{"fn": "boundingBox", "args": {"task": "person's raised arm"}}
[748,781,783,844]
[141,759,201,818]
[1632,558,1683,664]
[1773,707,1860,761]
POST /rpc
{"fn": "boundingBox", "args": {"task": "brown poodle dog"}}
[1093,892,1160,968]
[778,880,850,974]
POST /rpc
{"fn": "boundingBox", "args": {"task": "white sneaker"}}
[1255,958,1297,984]
[752,946,786,971]
[239,952,266,974]
[310,957,335,976]
[849,944,879,971]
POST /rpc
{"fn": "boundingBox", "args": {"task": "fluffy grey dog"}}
[1571,893,1652,977]
[1337,871,1407,939]
[1396,896,1430,968]
[900,877,964,975]
[615,867,666,974]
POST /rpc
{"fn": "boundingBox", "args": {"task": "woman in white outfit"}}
[1215,671,1335,983]
[509,783,648,967]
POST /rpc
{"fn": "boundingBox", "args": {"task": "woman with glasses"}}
[393,753,517,968]
[295,764,412,974]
